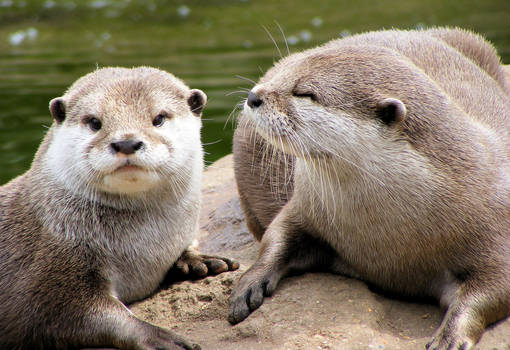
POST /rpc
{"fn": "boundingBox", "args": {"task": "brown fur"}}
[504,65,510,88]
[230,28,510,350]
[0,67,238,350]
[233,127,294,240]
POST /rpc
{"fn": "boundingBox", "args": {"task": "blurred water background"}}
[0,0,509,184]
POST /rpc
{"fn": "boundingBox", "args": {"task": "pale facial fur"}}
[44,69,203,199]
[46,112,201,196]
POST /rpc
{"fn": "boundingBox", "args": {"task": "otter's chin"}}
[100,169,161,194]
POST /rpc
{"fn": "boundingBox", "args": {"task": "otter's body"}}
[230,28,510,350]
[0,67,236,350]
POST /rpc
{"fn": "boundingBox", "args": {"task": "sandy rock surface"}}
[131,155,510,350]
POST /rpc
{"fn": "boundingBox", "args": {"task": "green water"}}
[1,0,509,184]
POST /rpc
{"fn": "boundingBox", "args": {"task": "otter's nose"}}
[247,91,263,109]
[110,140,144,155]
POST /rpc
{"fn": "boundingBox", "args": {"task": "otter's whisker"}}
[202,139,222,146]
[224,100,244,130]
[262,25,283,59]
[235,75,257,85]
[225,90,250,97]
[274,20,290,57]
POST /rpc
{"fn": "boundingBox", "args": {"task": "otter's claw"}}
[228,266,280,324]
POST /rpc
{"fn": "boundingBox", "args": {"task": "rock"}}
[131,154,510,350]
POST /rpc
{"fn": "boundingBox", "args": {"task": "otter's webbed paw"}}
[228,265,281,325]
[170,249,239,280]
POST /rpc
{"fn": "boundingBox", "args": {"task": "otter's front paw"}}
[426,336,473,350]
[426,332,474,350]
[426,306,477,350]
[138,323,201,350]
[171,249,239,279]
[228,266,280,325]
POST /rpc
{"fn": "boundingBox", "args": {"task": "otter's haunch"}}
[230,28,510,350]
[0,67,238,350]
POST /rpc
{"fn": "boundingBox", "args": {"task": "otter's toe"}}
[426,335,473,350]
[201,255,239,274]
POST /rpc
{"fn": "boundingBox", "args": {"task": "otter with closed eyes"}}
[230,28,510,350]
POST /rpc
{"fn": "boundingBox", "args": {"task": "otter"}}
[229,28,510,350]
[0,66,238,350]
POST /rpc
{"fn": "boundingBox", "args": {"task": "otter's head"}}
[241,45,444,162]
[44,67,206,197]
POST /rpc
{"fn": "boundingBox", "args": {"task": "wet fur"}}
[231,28,510,350]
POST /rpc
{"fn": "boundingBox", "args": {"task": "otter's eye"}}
[292,91,317,101]
[86,117,102,132]
[152,112,167,127]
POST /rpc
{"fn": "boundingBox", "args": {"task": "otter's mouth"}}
[110,158,149,174]
[114,164,146,173]
[101,161,160,194]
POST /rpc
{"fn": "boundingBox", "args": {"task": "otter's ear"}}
[376,98,406,125]
[187,89,207,116]
[49,98,66,124]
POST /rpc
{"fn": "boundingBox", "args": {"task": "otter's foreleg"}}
[228,203,346,324]
[28,254,200,350]
[83,303,200,350]
[42,292,199,350]
[427,274,510,350]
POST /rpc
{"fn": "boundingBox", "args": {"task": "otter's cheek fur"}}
[243,98,384,160]
[161,115,203,171]
[44,124,95,194]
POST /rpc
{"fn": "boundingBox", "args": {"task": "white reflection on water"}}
[311,17,323,27]
[44,0,56,9]
[8,27,38,46]
[300,30,312,42]
[0,0,12,7]
[287,35,299,45]
[90,0,109,9]
[177,5,190,18]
